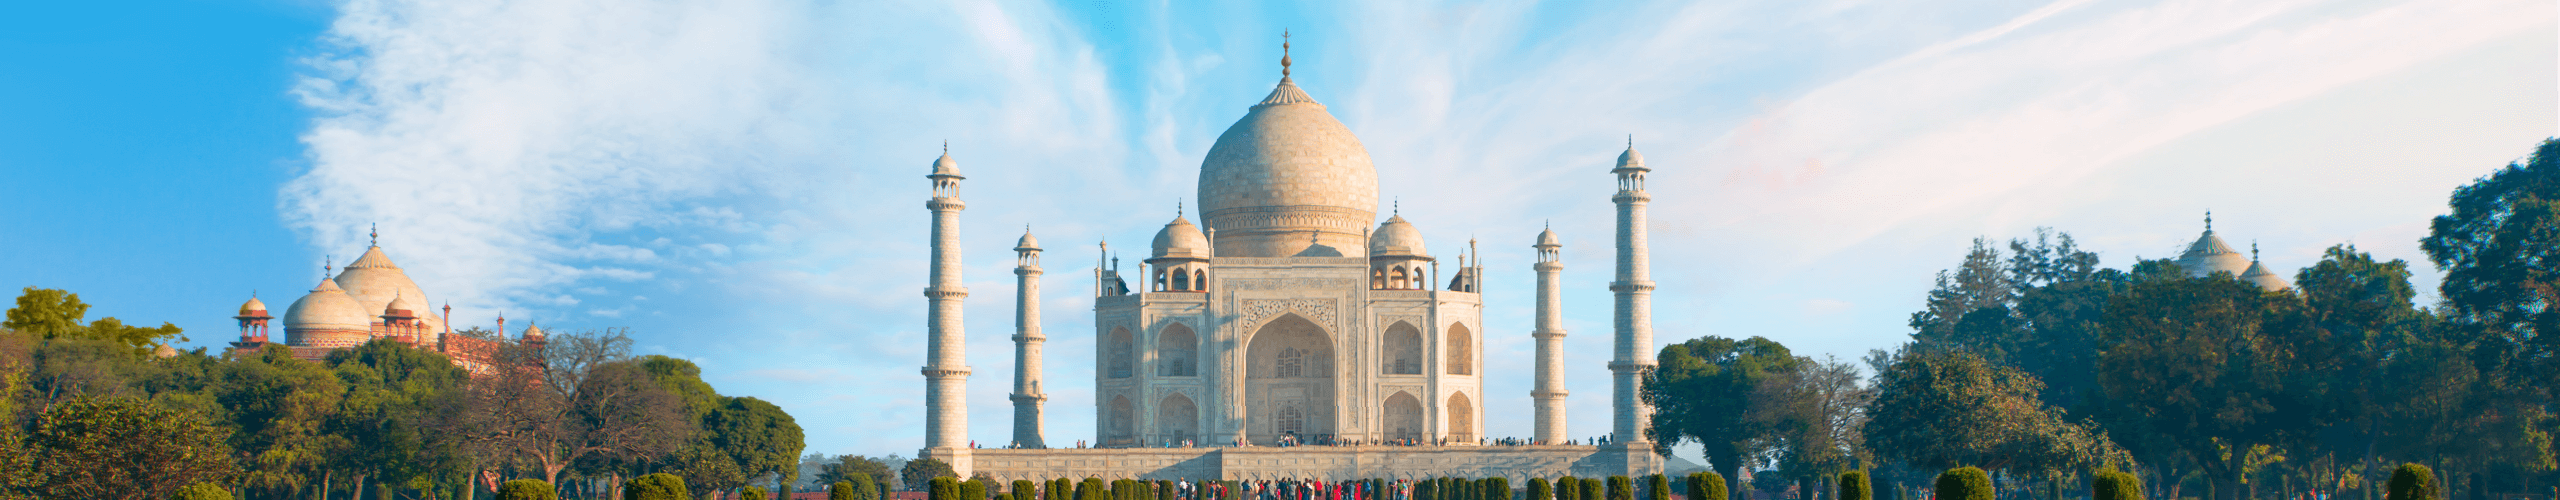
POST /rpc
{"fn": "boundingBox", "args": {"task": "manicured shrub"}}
[835,481,860,500]
[1608,476,1633,500]
[1837,471,1869,500]
[1489,478,1513,500]
[1078,478,1107,500]
[1934,468,1992,500]
[624,473,690,500]
[1647,475,1668,500]
[1688,473,1726,500]
[498,479,557,500]
[1017,480,1041,500]
[1160,480,1179,500]
[742,486,772,500]
[172,482,232,500]
[1530,478,1555,500]
[2388,464,2439,500]
[931,477,961,500]
[1582,476,1603,500]
[2092,470,2139,500]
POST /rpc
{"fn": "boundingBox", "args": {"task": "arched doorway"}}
[1158,393,1198,446]
[1106,327,1134,379]
[1247,314,1333,445]
[1383,321,1421,375]
[1158,323,1197,377]
[1383,392,1424,442]
[1446,392,1475,443]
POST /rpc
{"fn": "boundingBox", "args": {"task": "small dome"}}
[335,245,441,332]
[931,151,962,178]
[283,278,372,339]
[2241,261,2292,291]
[1535,227,1560,248]
[1151,216,1210,259]
[2175,230,2252,278]
[385,292,423,317]
[1016,231,1041,252]
[154,344,178,358]
[239,296,269,316]
[1614,144,1647,172]
[523,324,546,339]
[1368,216,1428,257]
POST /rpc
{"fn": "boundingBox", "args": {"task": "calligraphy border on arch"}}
[1238,298,1339,334]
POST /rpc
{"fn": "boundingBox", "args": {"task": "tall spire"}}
[921,146,974,472]
[1609,139,1661,465]
[1532,225,1569,444]
[1009,226,1049,449]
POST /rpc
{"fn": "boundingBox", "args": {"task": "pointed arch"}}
[1157,323,1197,377]
[1106,327,1134,378]
[1372,268,1387,289]
[1383,321,1422,375]
[1383,391,1424,441]
[1171,266,1191,291]
[1246,313,1334,444]
[1445,322,1473,375]
[1158,393,1198,445]
[1194,270,1207,291]
[1108,395,1136,444]
[1446,391,1475,442]
[1390,266,1410,289]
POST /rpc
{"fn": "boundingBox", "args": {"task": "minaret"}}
[1009,228,1049,449]
[1608,138,1657,446]
[1531,226,1568,444]
[922,146,973,466]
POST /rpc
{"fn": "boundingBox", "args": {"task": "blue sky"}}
[2,0,2552,461]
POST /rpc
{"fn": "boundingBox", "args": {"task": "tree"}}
[453,331,687,484]
[1645,336,1802,493]
[1911,239,2016,354]
[816,456,892,497]
[1863,347,2114,474]
[4,287,184,356]
[625,472,689,500]
[172,483,232,500]
[1755,355,1874,493]
[1933,468,1991,500]
[698,396,805,490]
[326,339,468,497]
[2091,470,2139,500]
[2100,274,2329,500]
[2296,245,2428,496]
[904,458,956,492]
[216,345,347,498]
[499,479,560,500]
[28,396,236,500]
[2423,138,2560,392]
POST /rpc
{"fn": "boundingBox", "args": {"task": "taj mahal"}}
[911,41,1667,482]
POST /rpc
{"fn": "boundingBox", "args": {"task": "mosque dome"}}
[1151,216,1210,260]
[1196,75,1379,258]
[238,296,269,316]
[283,278,371,345]
[1615,145,1647,172]
[2241,261,2292,291]
[523,323,546,339]
[1535,227,1560,248]
[2174,229,2252,278]
[335,245,442,332]
[1015,231,1041,252]
[1368,216,1428,258]
[385,292,423,317]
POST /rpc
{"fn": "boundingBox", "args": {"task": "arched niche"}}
[1106,327,1134,379]
[1446,391,1475,442]
[1383,391,1424,441]
[1157,323,1197,377]
[1158,393,1198,446]
[1246,313,1333,445]
[1107,395,1136,446]
[1383,321,1422,375]
[1446,322,1473,375]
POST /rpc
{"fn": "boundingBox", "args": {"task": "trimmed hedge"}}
[931,477,961,500]
[1934,468,1991,500]
[1607,476,1632,500]
[964,479,989,500]
[2091,470,2140,500]
[498,479,557,500]
[2388,464,2439,500]
[624,473,689,500]
[1837,472,1868,500]
[172,483,232,500]
[835,481,861,500]
[1687,473,1726,500]
[742,486,772,500]
[1582,476,1603,500]
[1646,475,1668,500]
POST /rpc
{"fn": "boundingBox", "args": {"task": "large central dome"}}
[1197,76,1379,258]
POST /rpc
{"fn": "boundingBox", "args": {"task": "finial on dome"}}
[1178,199,1184,218]
[2252,241,2260,261]
[324,256,333,274]
[1393,197,1399,216]
[369,223,378,247]
[2205,210,2214,232]
[1281,30,1292,78]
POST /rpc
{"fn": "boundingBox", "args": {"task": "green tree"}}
[2091,470,2138,500]
[29,396,237,500]
[931,477,961,500]
[744,485,772,500]
[1687,473,1725,500]
[1644,475,1665,500]
[2423,138,2560,393]
[1016,480,1040,500]
[1556,477,1580,500]
[2100,274,2330,500]
[1645,336,1802,493]
[499,479,559,500]
[1528,478,1553,500]
[904,458,956,492]
[1606,476,1630,500]
[1933,468,1991,500]
[4,288,184,355]
[2296,245,2430,494]
[2385,464,2437,500]
[171,482,231,500]
[325,339,468,497]
[216,345,346,498]
[701,396,805,488]
[818,456,894,494]
[626,472,689,500]
[1837,471,1868,500]
[1864,348,2113,473]
[834,481,860,500]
